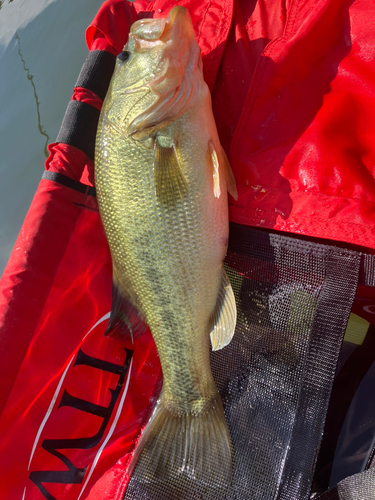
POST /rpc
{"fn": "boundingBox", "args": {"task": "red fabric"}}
[0,183,89,416]
[46,143,95,186]
[72,87,103,111]
[212,0,287,153]
[0,181,162,499]
[227,0,375,249]
[86,0,375,250]
[86,0,138,55]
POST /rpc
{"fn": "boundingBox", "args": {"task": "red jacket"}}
[82,0,375,249]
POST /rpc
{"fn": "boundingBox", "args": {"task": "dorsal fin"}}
[154,136,188,205]
[210,268,237,351]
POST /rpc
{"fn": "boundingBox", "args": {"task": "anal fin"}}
[105,275,148,340]
[154,137,187,205]
[210,268,237,351]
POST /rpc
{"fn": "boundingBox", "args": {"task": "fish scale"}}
[95,6,237,489]
[98,134,214,395]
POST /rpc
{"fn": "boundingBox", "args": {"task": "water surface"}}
[0,0,104,276]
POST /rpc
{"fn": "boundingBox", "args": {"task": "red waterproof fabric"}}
[1,0,375,499]
[227,0,375,249]
[0,181,162,500]
[87,0,375,250]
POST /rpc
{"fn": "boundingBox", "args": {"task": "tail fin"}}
[127,392,232,487]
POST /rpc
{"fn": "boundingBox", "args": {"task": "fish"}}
[95,5,238,487]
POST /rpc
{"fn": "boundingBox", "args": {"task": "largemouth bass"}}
[95,6,238,486]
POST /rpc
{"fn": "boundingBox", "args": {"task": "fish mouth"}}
[162,6,194,41]
[123,6,202,138]
[129,6,194,49]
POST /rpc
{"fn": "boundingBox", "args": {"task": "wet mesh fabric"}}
[124,224,361,500]
[316,468,375,500]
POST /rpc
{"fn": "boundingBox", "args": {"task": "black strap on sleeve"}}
[56,100,100,160]
[75,50,116,101]
[55,50,116,159]
[42,171,96,197]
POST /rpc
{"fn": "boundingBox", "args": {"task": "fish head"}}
[112,17,167,94]
[104,6,205,140]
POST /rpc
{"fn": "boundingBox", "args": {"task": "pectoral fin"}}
[210,268,237,351]
[154,137,187,205]
[220,147,238,201]
[208,140,221,198]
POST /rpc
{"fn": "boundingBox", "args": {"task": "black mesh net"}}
[124,224,361,500]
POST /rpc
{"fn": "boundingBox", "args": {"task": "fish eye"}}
[117,51,130,62]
